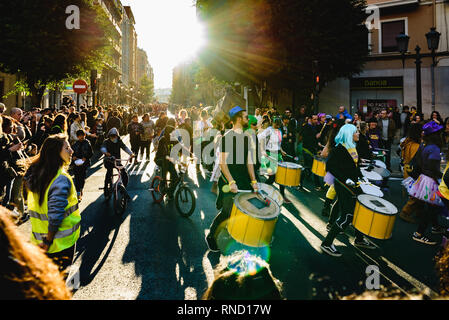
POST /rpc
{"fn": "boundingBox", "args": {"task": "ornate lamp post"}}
[426,27,441,111]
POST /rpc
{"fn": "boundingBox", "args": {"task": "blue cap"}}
[228,106,245,118]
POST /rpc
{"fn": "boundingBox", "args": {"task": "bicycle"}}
[103,156,132,216]
[149,156,196,217]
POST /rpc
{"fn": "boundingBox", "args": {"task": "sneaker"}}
[413,232,437,245]
[432,226,446,235]
[283,197,292,204]
[205,235,220,252]
[314,186,323,192]
[320,244,342,257]
[354,238,377,250]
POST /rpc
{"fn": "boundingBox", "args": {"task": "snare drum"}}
[312,157,326,177]
[258,183,283,207]
[275,162,302,186]
[227,192,280,247]
[352,194,398,240]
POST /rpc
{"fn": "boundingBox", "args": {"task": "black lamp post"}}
[396,32,422,114]
[426,27,441,111]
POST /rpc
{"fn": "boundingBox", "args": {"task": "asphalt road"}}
[17,137,447,300]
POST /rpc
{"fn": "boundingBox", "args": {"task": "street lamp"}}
[426,27,441,111]
[396,32,422,114]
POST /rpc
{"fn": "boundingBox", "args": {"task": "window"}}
[381,20,405,53]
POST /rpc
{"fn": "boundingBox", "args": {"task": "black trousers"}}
[416,200,441,235]
[47,244,76,275]
[130,138,140,156]
[209,193,235,240]
[104,163,128,190]
[74,164,89,193]
[322,182,364,246]
[156,159,178,196]
[139,140,152,159]
[266,174,285,196]
[301,151,320,187]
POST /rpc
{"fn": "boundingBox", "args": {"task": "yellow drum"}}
[227,192,280,247]
[257,183,283,207]
[352,194,398,240]
[312,157,326,177]
[275,162,302,186]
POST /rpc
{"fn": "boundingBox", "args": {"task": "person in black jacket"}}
[356,121,372,161]
[100,128,134,198]
[71,130,93,201]
[320,124,376,257]
[127,115,144,163]
[301,115,321,190]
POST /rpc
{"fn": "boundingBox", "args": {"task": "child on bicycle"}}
[72,129,93,201]
[154,118,179,200]
[101,128,135,197]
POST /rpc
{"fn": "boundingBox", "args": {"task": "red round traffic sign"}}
[73,79,88,94]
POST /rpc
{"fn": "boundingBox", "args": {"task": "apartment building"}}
[320,0,449,118]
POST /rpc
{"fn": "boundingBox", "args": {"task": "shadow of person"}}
[76,194,124,286]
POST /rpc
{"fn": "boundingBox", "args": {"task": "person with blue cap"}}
[205,106,259,252]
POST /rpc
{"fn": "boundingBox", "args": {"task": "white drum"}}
[359,182,384,198]
[374,160,386,169]
[361,169,383,182]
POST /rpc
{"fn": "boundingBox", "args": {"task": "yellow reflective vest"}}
[28,168,81,254]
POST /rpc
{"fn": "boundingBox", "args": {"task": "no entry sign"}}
[73,79,88,94]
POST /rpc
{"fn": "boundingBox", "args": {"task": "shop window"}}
[381,20,405,53]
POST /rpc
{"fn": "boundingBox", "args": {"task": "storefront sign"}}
[351,77,403,90]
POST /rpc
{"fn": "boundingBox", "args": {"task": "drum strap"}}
[334,177,357,198]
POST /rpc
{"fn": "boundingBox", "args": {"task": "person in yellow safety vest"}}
[24,133,80,273]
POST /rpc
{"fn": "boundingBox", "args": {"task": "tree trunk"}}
[28,84,45,109]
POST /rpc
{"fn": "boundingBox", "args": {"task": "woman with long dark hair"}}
[50,113,68,135]
[24,134,80,273]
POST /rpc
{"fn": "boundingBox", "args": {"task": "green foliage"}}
[170,59,228,106]
[139,75,155,104]
[196,0,369,94]
[0,0,111,104]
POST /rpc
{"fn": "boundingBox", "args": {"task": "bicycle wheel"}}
[114,185,128,216]
[150,176,165,204]
[175,185,196,217]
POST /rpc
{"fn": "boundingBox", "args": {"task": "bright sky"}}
[121,0,205,89]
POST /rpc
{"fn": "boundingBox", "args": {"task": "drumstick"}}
[221,185,271,205]
[318,122,326,135]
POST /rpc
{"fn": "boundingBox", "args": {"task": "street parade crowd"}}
[2,97,449,300]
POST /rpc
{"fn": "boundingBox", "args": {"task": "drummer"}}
[258,117,291,204]
[320,124,377,257]
[205,106,259,252]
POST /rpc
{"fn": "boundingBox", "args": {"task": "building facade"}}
[137,48,153,86]
[319,0,449,119]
